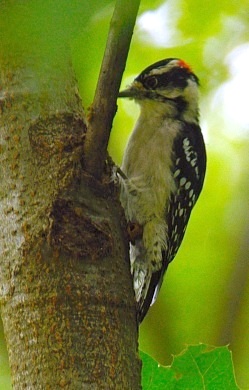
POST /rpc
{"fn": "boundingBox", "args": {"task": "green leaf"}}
[141,350,175,390]
[141,344,240,389]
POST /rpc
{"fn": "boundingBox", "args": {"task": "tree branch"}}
[83,0,141,179]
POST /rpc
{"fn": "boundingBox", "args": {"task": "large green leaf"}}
[141,344,240,389]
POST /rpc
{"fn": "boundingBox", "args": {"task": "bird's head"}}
[118,58,200,123]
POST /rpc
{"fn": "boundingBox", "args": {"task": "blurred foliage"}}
[0,319,11,389]
[1,0,249,388]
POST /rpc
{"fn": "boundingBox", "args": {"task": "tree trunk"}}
[0,3,141,389]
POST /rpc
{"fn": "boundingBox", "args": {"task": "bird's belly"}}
[120,119,177,224]
[120,164,174,225]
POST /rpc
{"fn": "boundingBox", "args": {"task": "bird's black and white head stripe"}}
[136,58,199,90]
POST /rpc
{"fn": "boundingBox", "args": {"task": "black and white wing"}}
[138,123,206,322]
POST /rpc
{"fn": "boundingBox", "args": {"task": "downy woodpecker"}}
[118,58,206,322]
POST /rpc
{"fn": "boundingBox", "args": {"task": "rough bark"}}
[0,2,141,389]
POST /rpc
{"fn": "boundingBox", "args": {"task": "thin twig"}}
[83,0,141,179]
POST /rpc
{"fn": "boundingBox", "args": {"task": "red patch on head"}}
[177,59,192,72]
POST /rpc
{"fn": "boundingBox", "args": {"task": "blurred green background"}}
[1,0,249,388]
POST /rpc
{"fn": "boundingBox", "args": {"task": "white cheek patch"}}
[181,79,199,123]
[184,79,199,100]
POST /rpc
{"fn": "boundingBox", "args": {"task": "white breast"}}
[120,100,181,224]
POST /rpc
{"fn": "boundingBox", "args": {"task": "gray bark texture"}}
[0,2,141,389]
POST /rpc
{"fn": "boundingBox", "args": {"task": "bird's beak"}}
[118,88,137,98]
[118,81,143,99]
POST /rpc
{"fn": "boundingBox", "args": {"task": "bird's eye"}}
[144,76,158,89]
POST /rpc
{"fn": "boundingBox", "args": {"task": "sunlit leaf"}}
[141,344,240,389]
